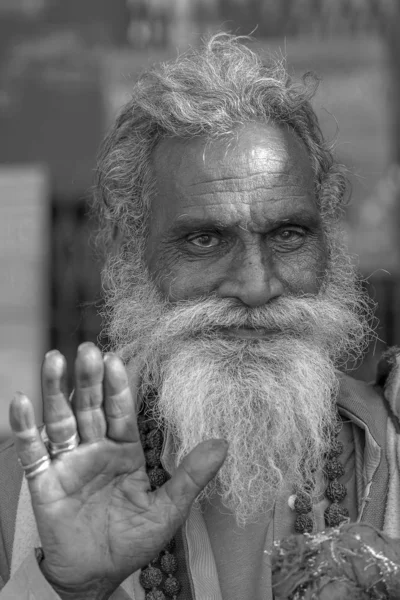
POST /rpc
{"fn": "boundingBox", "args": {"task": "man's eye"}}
[276,228,305,243]
[188,234,219,248]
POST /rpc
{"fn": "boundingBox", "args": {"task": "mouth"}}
[217,326,275,340]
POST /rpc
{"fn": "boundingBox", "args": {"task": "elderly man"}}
[1,33,400,599]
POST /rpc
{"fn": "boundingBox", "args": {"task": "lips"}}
[218,326,273,339]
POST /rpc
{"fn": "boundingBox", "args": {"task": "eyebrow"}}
[167,209,322,235]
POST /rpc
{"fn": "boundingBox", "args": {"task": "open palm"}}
[10,343,227,598]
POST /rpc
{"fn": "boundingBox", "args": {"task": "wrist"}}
[39,559,117,600]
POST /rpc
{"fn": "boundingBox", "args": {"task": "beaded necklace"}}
[288,419,349,534]
[137,405,180,600]
[137,399,349,598]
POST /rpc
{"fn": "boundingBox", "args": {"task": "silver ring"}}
[19,455,51,479]
[48,432,79,458]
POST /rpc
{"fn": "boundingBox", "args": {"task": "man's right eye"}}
[187,234,220,248]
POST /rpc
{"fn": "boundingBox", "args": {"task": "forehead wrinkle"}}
[187,158,293,185]
[187,169,291,185]
[182,184,314,212]
[188,188,312,200]
[171,196,319,230]
[185,142,296,183]
[187,177,311,197]
[186,171,295,193]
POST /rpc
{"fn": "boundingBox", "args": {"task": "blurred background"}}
[1,0,400,440]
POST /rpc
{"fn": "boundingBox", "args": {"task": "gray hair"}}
[93,33,347,260]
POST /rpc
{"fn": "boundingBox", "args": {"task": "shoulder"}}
[374,346,400,430]
[337,370,387,445]
[338,346,400,436]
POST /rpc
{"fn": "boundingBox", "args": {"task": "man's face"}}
[145,122,328,326]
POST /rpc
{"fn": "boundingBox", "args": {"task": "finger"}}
[73,342,106,443]
[103,353,139,443]
[9,392,49,473]
[161,439,228,517]
[42,350,77,444]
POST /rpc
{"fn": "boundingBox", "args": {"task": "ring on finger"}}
[48,432,79,458]
[18,455,51,479]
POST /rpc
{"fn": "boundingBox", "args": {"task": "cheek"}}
[156,267,217,301]
[277,243,328,295]
[146,247,218,301]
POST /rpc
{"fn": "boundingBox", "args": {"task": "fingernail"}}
[103,352,123,367]
[43,352,65,377]
[77,342,98,355]
[45,349,61,359]
[10,393,35,431]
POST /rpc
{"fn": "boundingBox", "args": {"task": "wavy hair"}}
[93,33,348,264]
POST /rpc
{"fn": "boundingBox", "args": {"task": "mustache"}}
[148,293,345,339]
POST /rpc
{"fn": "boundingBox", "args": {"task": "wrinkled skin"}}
[146,122,328,310]
[10,346,227,599]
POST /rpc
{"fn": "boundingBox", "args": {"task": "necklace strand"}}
[290,418,349,533]
[138,401,181,600]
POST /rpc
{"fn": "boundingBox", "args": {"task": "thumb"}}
[161,439,228,518]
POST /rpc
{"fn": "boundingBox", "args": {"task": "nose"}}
[218,244,284,308]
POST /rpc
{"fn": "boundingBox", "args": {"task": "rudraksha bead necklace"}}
[289,417,349,534]
[138,404,181,600]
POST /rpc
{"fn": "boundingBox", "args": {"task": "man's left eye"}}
[188,234,219,248]
[276,228,305,243]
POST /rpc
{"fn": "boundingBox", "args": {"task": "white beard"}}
[144,334,340,526]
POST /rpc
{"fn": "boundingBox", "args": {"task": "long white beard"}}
[103,232,375,525]
[144,335,339,526]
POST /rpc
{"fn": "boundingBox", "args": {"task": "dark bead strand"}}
[325,480,347,503]
[139,566,163,590]
[146,447,162,468]
[139,428,148,449]
[326,439,344,459]
[294,492,312,515]
[324,503,349,527]
[164,538,176,553]
[138,414,151,434]
[146,591,166,600]
[323,418,348,529]
[138,400,181,598]
[148,466,168,489]
[163,576,181,597]
[324,457,345,481]
[161,552,178,574]
[147,429,164,452]
[294,513,313,534]
[291,414,348,534]
[146,418,159,430]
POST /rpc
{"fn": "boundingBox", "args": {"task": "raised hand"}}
[9,343,228,599]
